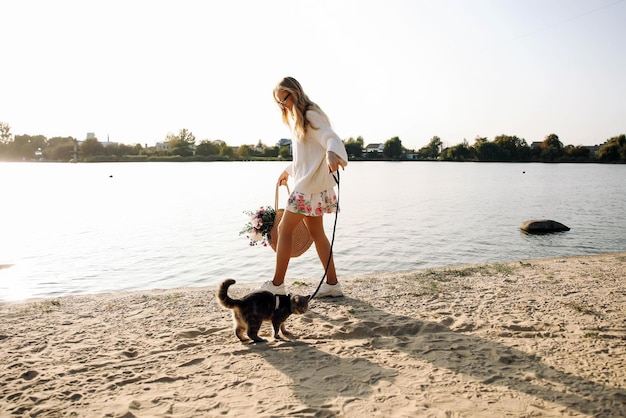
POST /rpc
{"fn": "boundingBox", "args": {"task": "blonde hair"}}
[273,77,330,141]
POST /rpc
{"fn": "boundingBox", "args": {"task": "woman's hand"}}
[327,151,346,173]
[277,170,289,186]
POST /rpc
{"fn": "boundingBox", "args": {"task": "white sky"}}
[2,0,625,149]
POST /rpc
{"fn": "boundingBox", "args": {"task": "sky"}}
[2,0,625,150]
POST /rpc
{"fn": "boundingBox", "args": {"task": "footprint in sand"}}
[176,327,227,339]
[179,358,205,367]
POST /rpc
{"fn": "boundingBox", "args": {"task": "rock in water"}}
[520,219,570,233]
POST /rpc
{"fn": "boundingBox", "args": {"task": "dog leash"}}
[309,170,340,301]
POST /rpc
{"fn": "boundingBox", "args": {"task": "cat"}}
[217,279,309,343]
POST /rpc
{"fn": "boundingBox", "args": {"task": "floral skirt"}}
[286,188,338,217]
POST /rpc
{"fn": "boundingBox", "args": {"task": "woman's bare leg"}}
[272,210,305,286]
[303,215,338,285]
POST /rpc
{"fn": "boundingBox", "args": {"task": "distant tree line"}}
[345,133,626,163]
[1,121,624,163]
[0,124,290,162]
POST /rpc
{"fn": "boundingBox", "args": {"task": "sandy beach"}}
[1,252,625,417]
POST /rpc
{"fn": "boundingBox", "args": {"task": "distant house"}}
[156,141,169,152]
[365,143,384,153]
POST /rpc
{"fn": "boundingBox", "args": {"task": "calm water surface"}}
[1,161,625,301]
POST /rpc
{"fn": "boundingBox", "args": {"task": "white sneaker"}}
[257,280,287,295]
[313,281,343,298]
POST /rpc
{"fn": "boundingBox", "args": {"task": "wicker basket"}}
[269,184,313,257]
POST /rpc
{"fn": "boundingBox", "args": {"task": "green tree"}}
[441,140,472,161]
[383,137,403,159]
[132,144,144,155]
[220,145,234,158]
[0,122,11,144]
[45,137,77,161]
[563,145,591,161]
[0,123,7,158]
[179,129,196,144]
[210,140,232,157]
[473,136,488,146]
[279,146,291,159]
[105,143,141,157]
[344,136,364,158]
[540,133,563,162]
[474,140,504,161]
[417,136,442,160]
[597,134,626,162]
[493,134,531,161]
[237,145,250,158]
[264,146,279,158]
[81,138,105,157]
[196,140,221,156]
[168,129,196,157]
[542,133,563,150]
[3,135,47,160]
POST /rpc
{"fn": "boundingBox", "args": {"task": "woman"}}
[259,77,348,297]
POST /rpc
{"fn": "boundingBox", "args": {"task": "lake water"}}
[1,161,625,301]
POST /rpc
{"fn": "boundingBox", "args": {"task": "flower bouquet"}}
[240,206,276,246]
[240,184,313,256]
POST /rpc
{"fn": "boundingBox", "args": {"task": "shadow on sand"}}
[248,296,625,416]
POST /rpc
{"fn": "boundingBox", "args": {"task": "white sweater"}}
[285,109,348,195]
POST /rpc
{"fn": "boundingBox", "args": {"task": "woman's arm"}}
[306,110,348,171]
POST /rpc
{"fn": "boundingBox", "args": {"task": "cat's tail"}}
[217,278,239,309]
